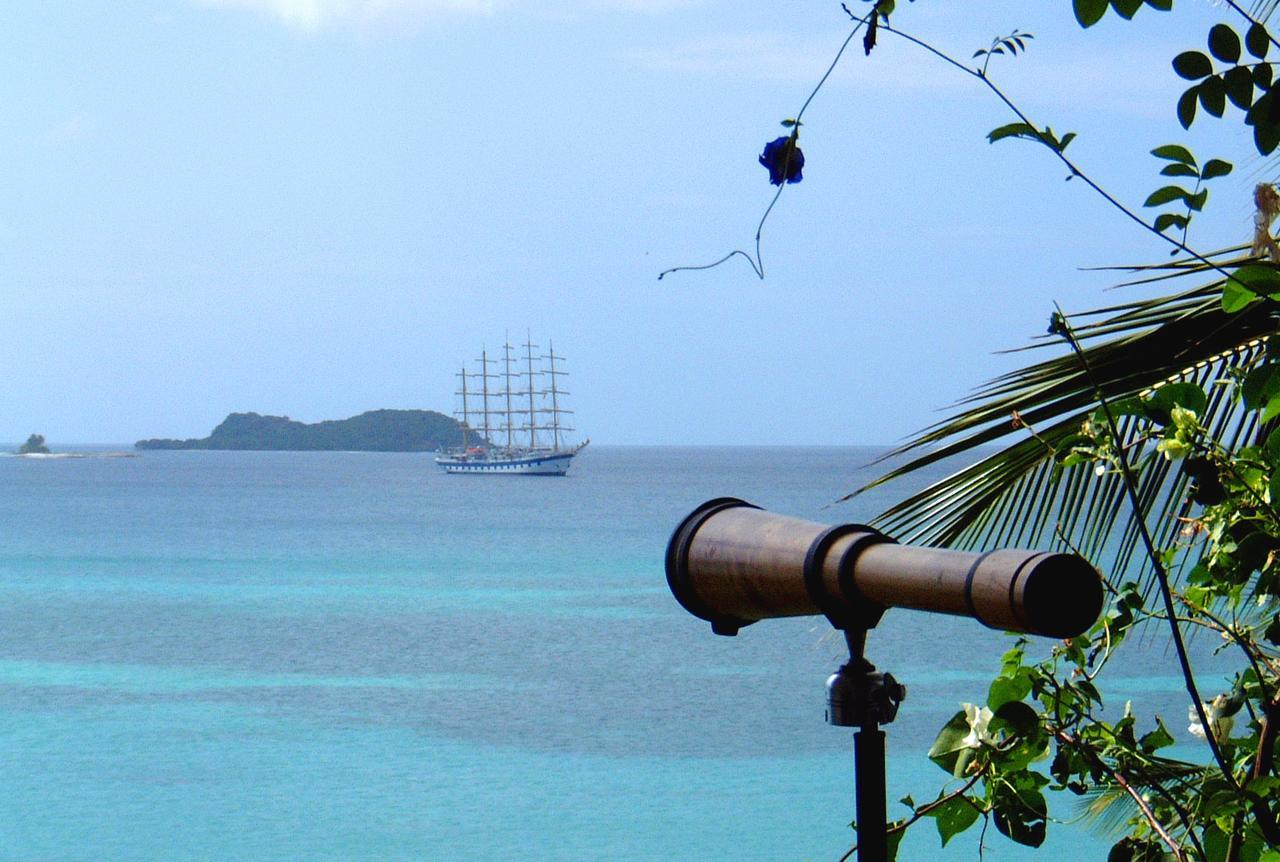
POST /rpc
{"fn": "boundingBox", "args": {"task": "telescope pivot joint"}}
[826,658,905,729]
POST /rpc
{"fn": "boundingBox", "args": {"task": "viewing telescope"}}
[666,497,1103,639]
[666,498,1104,862]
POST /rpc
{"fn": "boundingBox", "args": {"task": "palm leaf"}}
[852,249,1277,585]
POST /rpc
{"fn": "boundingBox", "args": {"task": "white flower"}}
[961,703,994,749]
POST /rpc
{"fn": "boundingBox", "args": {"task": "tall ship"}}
[435,337,588,476]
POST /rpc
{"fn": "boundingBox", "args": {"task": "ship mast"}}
[502,338,516,451]
[474,349,496,449]
[523,335,540,450]
[455,366,471,449]
[544,341,566,451]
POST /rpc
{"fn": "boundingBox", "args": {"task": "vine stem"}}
[657,8,874,281]
[877,22,1246,290]
[1050,306,1237,787]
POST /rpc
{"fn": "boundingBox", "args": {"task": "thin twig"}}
[1055,729,1196,862]
[836,769,986,862]
[878,23,1245,290]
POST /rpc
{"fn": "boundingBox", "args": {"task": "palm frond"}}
[853,251,1277,585]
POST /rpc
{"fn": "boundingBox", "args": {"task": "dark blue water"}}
[0,447,1209,860]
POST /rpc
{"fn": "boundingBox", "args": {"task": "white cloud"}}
[195,0,499,31]
[195,0,692,30]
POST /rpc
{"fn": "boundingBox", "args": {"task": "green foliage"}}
[1073,0,1171,28]
[974,29,1035,75]
[1144,144,1232,244]
[134,410,470,452]
[1168,20,1280,154]
[17,434,49,455]
[988,122,1077,153]
[841,5,1280,860]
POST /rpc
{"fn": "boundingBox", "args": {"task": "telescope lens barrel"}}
[666,499,1103,639]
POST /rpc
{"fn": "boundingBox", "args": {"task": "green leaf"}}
[1242,363,1280,411]
[1188,188,1209,212]
[991,700,1039,737]
[1150,143,1195,164]
[1146,382,1208,417]
[993,784,1047,847]
[1153,213,1188,233]
[1159,162,1199,177]
[1138,718,1174,752]
[988,674,1031,710]
[1223,279,1259,312]
[1256,62,1275,89]
[987,122,1037,143]
[1073,0,1108,27]
[885,828,904,862]
[1172,51,1213,80]
[1199,75,1227,117]
[1264,427,1280,464]
[1224,66,1255,111]
[928,710,973,776]
[1110,0,1143,19]
[1247,90,1280,154]
[1248,23,1271,60]
[1200,158,1234,180]
[1145,0,1172,9]
[1178,87,1199,129]
[931,796,981,847]
[1230,263,1280,297]
[1143,185,1191,207]
[1209,24,1242,64]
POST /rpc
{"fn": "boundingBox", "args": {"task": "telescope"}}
[666,497,1105,862]
[666,497,1102,639]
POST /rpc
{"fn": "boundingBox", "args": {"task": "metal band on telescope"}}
[665,497,760,636]
[803,524,893,631]
[962,550,998,627]
[1006,553,1044,634]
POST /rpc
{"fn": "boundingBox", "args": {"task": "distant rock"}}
[18,434,50,455]
[135,410,475,452]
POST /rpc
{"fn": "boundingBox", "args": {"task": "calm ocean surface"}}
[0,446,1217,861]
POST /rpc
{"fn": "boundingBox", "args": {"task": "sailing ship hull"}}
[434,443,587,476]
[444,337,584,476]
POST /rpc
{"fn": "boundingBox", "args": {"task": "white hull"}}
[435,442,587,476]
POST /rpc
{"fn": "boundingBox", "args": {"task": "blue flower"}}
[759,135,804,185]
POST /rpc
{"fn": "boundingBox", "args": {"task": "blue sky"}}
[0,1,1257,445]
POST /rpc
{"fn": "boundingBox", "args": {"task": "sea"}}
[0,446,1224,861]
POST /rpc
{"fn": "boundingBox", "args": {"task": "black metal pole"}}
[854,726,888,862]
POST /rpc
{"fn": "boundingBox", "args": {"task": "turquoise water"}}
[0,447,1215,860]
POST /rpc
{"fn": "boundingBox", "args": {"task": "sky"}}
[0,0,1261,445]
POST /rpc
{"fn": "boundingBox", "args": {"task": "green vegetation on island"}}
[17,434,50,455]
[135,410,472,452]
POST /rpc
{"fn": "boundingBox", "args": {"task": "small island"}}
[17,434,50,455]
[136,409,476,452]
